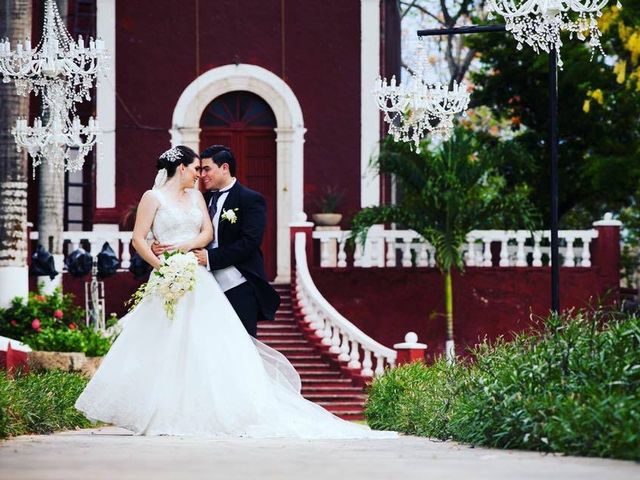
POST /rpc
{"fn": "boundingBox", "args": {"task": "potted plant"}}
[312,186,345,226]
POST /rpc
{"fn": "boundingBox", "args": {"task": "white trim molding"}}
[96,0,116,209]
[170,64,306,282]
[360,0,381,208]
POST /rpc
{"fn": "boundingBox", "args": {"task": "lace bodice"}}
[151,189,203,244]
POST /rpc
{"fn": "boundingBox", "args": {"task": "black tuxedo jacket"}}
[204,182,280,320]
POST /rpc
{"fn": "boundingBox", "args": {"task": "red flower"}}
[34,295,45,302]
[68,323,77,330]
[31,319,41,331]
[10,320,18,327]
[53,309,64,319]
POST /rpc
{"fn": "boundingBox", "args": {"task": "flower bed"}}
[365,309,640,461]
[0,289,114,359]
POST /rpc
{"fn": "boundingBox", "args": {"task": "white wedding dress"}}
[75,189,396,439]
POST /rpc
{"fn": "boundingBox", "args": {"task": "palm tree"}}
[351,128,540,362]
[0,0,32,307]
[37,0,68,288]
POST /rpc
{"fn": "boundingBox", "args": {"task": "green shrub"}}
[0,288,85,341]
[0,289,114,356]
[365,310,640,461]
[0,371,91,439]
[23,326,113,357]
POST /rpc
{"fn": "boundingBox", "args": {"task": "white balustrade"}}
[295,232,397,378]
[29,231,134,271]
[312,227,599,269]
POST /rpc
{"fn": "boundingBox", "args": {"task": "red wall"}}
[101,1,367,225]
[310,266,616,359]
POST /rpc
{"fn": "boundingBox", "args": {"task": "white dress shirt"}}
[206,178,247,292]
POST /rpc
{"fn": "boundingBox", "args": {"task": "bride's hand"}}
[171,241,193,253]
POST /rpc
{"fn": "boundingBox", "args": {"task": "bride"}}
[75,146,396,439]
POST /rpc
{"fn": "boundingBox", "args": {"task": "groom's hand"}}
[193,249,208,266]
[151,241,172,256]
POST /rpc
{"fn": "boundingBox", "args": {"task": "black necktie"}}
[208,191,222,220]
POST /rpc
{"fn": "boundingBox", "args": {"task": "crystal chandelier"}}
[373,41,470,151]
[0,0,107,173]
[486,0,615,66]
[12,83,99,173]
[0,0,107,100]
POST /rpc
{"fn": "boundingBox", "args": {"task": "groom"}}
[154,145,280,337]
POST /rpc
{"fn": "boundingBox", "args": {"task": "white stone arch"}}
[170,64,306,282]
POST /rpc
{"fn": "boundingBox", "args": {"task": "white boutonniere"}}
[220,208,239,224]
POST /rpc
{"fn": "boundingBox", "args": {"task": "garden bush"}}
[0,371,91,439]
[365,310,640,461]
[0,289,114,356]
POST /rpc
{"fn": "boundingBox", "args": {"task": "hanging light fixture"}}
[0,0,107,100]
[0,0,107,173]
[373,40,470,151]
[485,0,616,66]
[11,83,99,173]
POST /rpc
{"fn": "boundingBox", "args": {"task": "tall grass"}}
[366,310,640,461]
[0,371,91,439]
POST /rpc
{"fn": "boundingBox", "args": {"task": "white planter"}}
[312,213,342,226]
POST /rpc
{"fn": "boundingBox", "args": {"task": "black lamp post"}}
[417,24,560,313]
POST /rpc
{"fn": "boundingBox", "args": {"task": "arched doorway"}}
[200,91,277,280]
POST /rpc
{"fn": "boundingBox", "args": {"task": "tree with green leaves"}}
[351,128,540,361]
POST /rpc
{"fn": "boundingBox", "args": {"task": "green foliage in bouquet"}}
[365,309,640,461]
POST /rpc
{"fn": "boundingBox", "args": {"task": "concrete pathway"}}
[0,427,638,480]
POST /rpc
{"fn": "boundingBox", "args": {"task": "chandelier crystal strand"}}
[373,40,470,151]
[0,0,107,100]
[11,82,99,174]
[486,0,612,66]
[0,0,107,174]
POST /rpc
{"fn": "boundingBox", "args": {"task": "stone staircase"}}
[257,284,367,420]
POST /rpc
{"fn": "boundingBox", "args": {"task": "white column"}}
[360,0,381,208]
[96,0,116,209]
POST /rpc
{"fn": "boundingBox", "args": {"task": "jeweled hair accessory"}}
[160,147,182,163]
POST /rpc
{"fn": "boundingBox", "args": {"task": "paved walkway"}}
[0,427,638,480]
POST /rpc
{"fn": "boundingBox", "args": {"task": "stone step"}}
[273,346,316,354]
[304,393,368,402]
[284,353,324,361]
[302,386,364,393]
[317,401,366,409]
[301,380,356,388]
[257,331,306,338]
[297,371,342,379]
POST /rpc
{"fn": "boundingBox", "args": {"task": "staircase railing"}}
[294,231,397,377]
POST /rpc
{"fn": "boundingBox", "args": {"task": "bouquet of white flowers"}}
[128,251,198,320]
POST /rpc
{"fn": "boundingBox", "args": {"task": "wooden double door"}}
[200,91,278,280]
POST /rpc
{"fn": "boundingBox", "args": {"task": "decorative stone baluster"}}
[361,349,373,376]
[563,235,576,267]
[353,242,363,267]
[89,237,102,257]
[348,340,361,369]
[329,326,341,353]
[482,239,492,267]
[338,333,351,362]
[428,246,437,267]
[417,244,429,267]
[120,238,131,269]
[370,238,380,267]
[337,237,348,268]
[374,354,385,376]
[515,234,527,267]
[532,233,543,267]
[580,235,592,267]
[401,242,412,267]
[466,239,476,266]
[319,238,330,267]
[499,239,510,267]
[386,238,396,267]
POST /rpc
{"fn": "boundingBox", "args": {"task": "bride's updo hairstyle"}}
[156,145,199,177]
